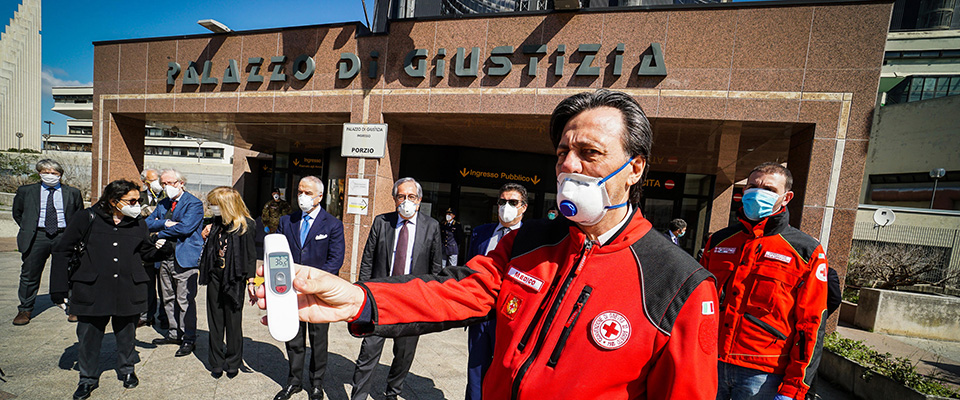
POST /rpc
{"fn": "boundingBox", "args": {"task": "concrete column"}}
[341,91,398,282]
[709,121,741,234]
[787,127,816,231]
[91,114,144,201]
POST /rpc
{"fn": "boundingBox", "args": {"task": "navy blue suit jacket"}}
[277,207,345,275]
[467,222,499,259]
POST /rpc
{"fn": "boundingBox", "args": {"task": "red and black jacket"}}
[700,208,828,399]
[349,209,719,399]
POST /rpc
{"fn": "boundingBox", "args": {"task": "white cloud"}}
[41,68,91,95]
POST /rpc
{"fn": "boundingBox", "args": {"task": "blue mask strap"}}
[598,157,635,185]
[605,202,628,210]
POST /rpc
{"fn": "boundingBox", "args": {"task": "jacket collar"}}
[737,207,790,238]
[567,207,653,253]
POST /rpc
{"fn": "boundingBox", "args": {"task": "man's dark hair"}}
[750,162,793,191]
[97,179,140,209]
[668,218,687,232]
[549,89,653,205]
[499,183,528,204]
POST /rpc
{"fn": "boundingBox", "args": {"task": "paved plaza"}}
[0,251,468,400]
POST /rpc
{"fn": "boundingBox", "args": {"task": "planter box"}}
[840,300,858,325]
[820,350,953,400]
[855,288,960,341]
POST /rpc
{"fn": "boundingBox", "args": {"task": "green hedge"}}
[824,333,960,398]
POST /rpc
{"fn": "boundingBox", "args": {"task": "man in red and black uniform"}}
[701,163,829,400]
[256,89,719,399]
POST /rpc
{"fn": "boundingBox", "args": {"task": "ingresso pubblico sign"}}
[165,43,667,87]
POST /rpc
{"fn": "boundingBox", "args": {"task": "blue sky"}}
[2,0,367,134]
[2,0,767,135]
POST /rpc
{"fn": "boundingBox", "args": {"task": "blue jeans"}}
[717,361,784,400]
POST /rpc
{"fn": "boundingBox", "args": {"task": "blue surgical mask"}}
[742,188,781,221]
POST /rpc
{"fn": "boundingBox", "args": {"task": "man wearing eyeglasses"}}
[464,182,527,400]
[349,177,443,400]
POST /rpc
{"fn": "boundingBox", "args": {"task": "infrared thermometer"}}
[263,234,299,342]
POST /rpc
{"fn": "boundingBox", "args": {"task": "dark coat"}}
[277,208,345,275]
[359,212,443,281]
[13,182,83,252]
[54,205,168,317]
[467,222,498,259]
[199,217,257,309]
[440,220,464,257]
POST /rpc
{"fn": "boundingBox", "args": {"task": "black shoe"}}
[309,387,324,400]
[175,342,195,357]
[226,369,239,379]
[273,385,302,400]
[151,337,180,345]
[120,373,139,388]
[73,382,98,400]
[211,368,223,379]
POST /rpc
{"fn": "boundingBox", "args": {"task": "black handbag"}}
[67,210,96,277]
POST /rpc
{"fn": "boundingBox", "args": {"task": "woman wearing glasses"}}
[55,179,172,400]
[198,186,256,379]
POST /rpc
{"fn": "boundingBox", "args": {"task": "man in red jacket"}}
[701,163,829,400]
[257,89,719,399]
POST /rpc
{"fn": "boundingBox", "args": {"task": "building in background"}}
[0,0,41,151]
[47,86,236,197]
[853,0,960,286]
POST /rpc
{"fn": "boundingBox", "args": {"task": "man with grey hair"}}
[272,176,345,400]
[349,177,442,400]
[138,168,166,328]
[12,159,83,325]
[146,169,205,357]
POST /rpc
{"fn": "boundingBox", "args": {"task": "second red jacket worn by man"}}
[700,208,828,400]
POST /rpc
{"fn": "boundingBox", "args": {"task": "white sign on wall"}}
[341,123,388,158]
[348,178,369,196]
[346,196,369,215]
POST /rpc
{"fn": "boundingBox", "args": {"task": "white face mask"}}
[273,193,280,201]
[119,203,141,218]
[41,173,60,186]
[164,184,181,199]
[298,194,318,213]
[149,180,163,193]
[397,199,417,219]
[556,158,633,227]
[208,205,221,216]
[499,204,519,224]
[445,214,453,222]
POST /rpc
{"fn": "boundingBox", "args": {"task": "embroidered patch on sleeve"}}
[699,319,719,355]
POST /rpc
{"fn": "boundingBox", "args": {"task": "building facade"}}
[91,0,892,281]
[0,0,41,151]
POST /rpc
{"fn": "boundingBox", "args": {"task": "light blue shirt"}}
[38,183,66,228]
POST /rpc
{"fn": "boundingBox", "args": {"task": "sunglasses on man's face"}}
[120,198,140,205]
[497,199,522,207]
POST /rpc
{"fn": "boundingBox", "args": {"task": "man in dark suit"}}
[138,168,166,328]
[145,169,205,357]
[12,159,83,325]
[273,176,345,400]
[351,177,443,400]
[664,218,686,246]
[464,182,527,400]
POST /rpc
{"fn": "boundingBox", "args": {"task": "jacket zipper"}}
[743,313,787,341]
[547,285,592,368]
[511,240,593,400]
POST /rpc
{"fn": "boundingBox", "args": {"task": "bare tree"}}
[848,243,958,289]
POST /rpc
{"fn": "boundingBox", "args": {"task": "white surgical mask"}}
[209,205,221,216]
[273,193,280,201]
[445,214,453,222]
[499,204,518,224]
[556,158,633,226]
[41,173,60,186]
[164,184,181,199]
[149,180,163,193]
[120,203,141,218]
[298,194,318,213]
[398,200,417,219]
